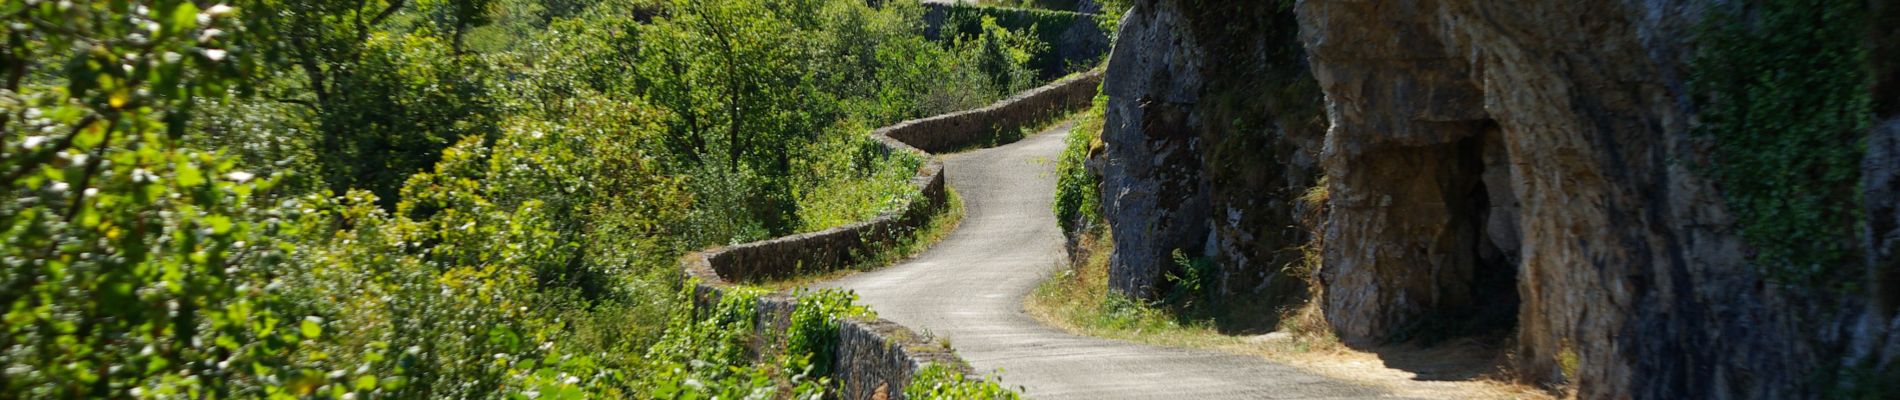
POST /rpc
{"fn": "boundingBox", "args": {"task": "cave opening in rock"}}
[1444,125,1522,343]
[1400,124,1523,346]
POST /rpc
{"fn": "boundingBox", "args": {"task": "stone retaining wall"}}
[880,71,1104,153]
[681,68,1103,400]
[704,160,947,284]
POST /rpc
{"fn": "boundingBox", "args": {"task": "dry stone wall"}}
[681,68,1103,400]
[880,71,1104,153]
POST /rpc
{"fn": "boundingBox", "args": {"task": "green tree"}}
[0,1,317,396]
[246,0,499,209]
[642,0,823,173]
[417,0,497,53]
[967,16,1043,97]
[636,0,836,237]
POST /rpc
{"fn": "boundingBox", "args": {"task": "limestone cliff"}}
[1100,0,1211,302]
[1294,1,1900,397]
[1098,0,1323,329]
[1097,0,1900,397]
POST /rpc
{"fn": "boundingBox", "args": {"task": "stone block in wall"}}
[883,71,1105,154]
[833,318,972,400]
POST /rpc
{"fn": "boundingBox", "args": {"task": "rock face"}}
[1294,0,1898,397]
[1860,117,1900,396]
[1096,0,1900,397]
[1099,0,1322,328]
[1099,0,1210,300]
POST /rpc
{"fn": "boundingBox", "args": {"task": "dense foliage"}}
[637,287,869,399]
[0,0,1040,397]
[1052,93,1104,234]
[936,5,1101,79]
[976,0,1080,11]
[1693,0,1872,288]
[902,364,1020,399]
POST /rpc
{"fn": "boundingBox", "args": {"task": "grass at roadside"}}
[1025,229,1553,399]
[1024,230,1344,354]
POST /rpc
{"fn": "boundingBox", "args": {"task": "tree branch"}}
[0,114,100,185]
[271,96,320,112]
[63,118,116,221]
[368,0,407,26]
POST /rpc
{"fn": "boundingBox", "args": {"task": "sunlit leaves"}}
[1054,94,1106,234]
[637,286,850,399]
[299,316,322,339]
[904,364,1020,399]
[963,15,1044,97]
[0,1,301,397]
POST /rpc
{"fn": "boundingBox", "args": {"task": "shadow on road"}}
[1365,337,1517,382]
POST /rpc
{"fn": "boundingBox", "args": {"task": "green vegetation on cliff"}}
[1053,94,1106,234]
[1693,0,1872,288]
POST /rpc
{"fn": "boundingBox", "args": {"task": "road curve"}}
[818,123,1396,399]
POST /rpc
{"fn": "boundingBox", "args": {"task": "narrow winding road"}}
[818,123,1395,399]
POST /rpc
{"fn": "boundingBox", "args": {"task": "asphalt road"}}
[818,123,1397,399]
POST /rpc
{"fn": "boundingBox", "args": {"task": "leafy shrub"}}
[634,0,1037,240]
[1093,0,1135,36]
[641,286,880,399]
[1166,249,1219,319]
[938,5,1102,78]
[683,164,794,245]
[903,364,1022,399]
[785,290,874,378]
[246,0,503,209]
[959,16,1048,97]
[1054,93,1107,234]
[640,287,819,399]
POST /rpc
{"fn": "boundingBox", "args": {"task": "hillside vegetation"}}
[0,0,1040,397]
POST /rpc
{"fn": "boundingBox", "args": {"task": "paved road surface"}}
[818,123,1397,399]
